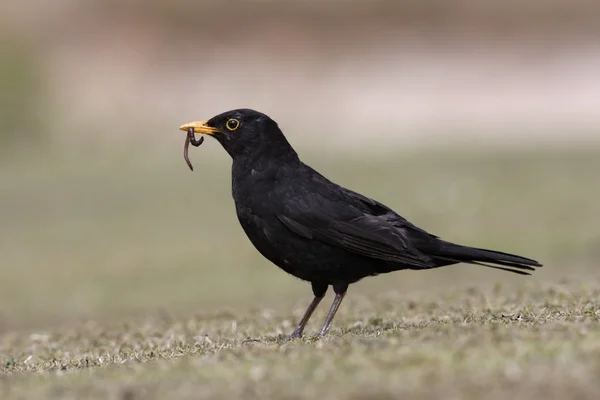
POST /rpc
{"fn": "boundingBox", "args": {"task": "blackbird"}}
[179,109,542,339]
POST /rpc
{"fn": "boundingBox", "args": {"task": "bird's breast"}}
[231,163,288,210]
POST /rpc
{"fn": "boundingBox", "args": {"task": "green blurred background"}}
[1,0,599,331]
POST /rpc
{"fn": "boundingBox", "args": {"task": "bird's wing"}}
[276,210,433,269]
[303,165,437,239]
[341,187,439,238]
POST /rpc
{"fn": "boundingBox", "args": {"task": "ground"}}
[0,147,599,399]
[1,282,599,399]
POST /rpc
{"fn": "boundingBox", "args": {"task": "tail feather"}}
[433,256,534,275]
[429,241,543,275]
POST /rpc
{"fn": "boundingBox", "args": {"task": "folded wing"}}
[276,211,433,269]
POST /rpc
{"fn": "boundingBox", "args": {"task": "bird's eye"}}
[226,118,240,131]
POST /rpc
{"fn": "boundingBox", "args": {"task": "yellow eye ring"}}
[226,118,240,131]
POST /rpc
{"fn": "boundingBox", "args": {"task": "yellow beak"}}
[179,120,220,135]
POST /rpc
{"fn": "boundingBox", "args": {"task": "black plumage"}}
[178,109,542,339]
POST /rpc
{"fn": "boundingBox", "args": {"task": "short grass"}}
[1,142,599,399]
[1,282,599,400]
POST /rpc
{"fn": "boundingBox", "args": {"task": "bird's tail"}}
[430,241,543,275]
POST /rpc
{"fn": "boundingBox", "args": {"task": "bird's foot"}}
[283,329,304,342]
[281,329,302,343]
[317,325,331,338]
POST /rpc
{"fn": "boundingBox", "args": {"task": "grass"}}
[1,283,599,399]
[1,143,599,398]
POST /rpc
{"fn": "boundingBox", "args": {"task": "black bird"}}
[179,109,542,339]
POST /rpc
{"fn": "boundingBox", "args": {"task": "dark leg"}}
[318,282,348,337]
[288,297,323,339]
[287,283,328,340]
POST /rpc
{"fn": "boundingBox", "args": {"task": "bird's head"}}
[179,109,297,161]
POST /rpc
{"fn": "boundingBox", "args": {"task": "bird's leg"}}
[317,293,345,337]
[288,296,323,339]
[318,283,348,337]
[287,283,327,340]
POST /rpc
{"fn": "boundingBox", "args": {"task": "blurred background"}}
[1,0,599,331]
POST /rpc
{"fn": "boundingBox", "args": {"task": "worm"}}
[184,127,204,171]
